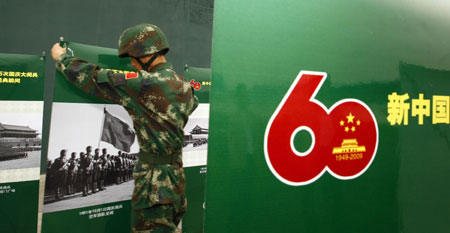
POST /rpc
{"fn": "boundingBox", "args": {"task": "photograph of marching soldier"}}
[0,101,43,171]
[92,147,100,193]
[50,149,69,200]
[99,148,108,190]
[66,152,78,195]
[44,103,139,213]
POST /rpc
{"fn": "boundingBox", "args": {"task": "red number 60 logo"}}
[264,71,378,186]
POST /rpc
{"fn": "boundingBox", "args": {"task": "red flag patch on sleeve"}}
[126,72,138,79]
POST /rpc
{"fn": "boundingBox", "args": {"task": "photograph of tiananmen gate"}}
[184,125,209,149]
[190,125,208,135]
[0,123,41,162]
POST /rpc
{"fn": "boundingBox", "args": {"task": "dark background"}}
[0,0,214,173]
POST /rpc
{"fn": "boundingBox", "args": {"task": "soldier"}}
[79,152,87,196]
[85,146,95,194]
[51,149,69,200]
[99,148,109,190]
[125,153,131,181]
[67,152,79,195]
[122,153,128,182]
[130,154,136,181]
[92,148,101,193]
[115,151,123,184]
[108,154,116,186]
[81,147,94,196]
[76,152,85,193]
[52,23,198,232]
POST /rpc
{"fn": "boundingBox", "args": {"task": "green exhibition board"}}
[42,42,133,233]
[52,42,132,103]
[43,42,209,233]
[0,54,45,100]
[183,66,211,233]
[0,53,46,233]
[0,181,40,233]
[205,1,450,233]
[42,201,132,233]
[183,166,207,233]
[185,66,212,103]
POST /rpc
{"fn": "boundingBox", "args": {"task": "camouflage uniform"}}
[56,24,198,233]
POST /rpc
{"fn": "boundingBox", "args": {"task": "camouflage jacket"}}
[57,54,198,156]
[56,54,198,207]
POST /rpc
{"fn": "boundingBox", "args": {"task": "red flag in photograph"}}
[101,109,135,152]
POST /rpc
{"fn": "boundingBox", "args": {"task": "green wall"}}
[205,0,450,232]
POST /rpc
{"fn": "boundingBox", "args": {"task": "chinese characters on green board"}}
[79,204,124,220]
[0,70,39,83]
[387,92,449,125]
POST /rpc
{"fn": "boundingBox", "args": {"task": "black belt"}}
[138,151,180,165]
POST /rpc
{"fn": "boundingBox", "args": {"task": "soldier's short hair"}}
[60,149,67,157]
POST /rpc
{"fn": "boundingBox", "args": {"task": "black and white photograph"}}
[183,118,209,151]
[182,104,209,168]
[44,102,210,213]
[0,101,43,175]
[44,103,209,212]
[44,103,138,213]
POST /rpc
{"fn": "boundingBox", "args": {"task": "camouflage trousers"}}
[131,196,186,233]
[131,159,186,233]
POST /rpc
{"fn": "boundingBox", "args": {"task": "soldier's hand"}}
[51,43,67,61]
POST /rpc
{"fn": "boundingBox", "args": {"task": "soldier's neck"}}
[147,55,167,72]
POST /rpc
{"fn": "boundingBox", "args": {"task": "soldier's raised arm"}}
[51,43,124,104]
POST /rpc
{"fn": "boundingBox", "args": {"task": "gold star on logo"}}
[351,126,356,132]
[340,120,344,126]
[345,127,349,132]
[357,120,361,126]
[346,113,355,123]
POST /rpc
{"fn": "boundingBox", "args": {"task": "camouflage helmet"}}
[118,24,169,58]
